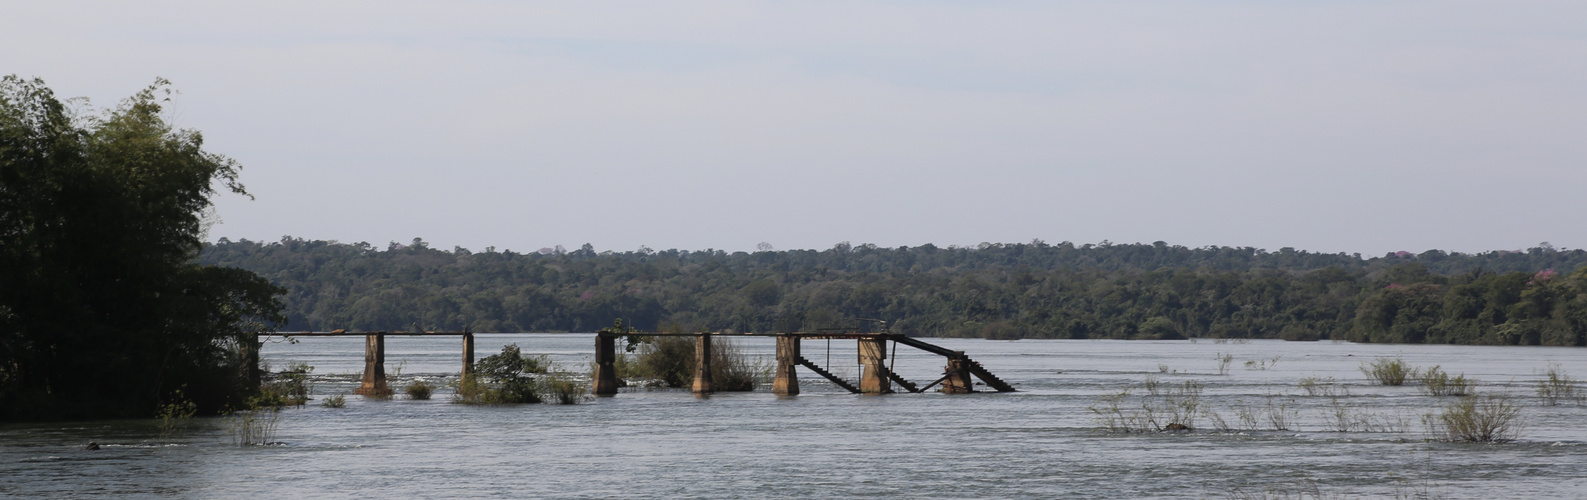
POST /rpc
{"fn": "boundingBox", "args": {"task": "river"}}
[3,336,1584,498]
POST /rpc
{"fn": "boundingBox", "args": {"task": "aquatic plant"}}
[321,394,346,408]
[1215,353,1233,375]
[454,344,544,404]
[541,371,589,405]
[156,389,198,439]
[1090,377,1203,432]
[226,408,281,446]
[1361,357,1417,386]
[628,334,766,391]
[1535,363,1582,406]
[1297,376,1343,397]
[1419,366,1474,397]
[1424,394,1522,443]
[255,362,313,407]
[405,381,435,400]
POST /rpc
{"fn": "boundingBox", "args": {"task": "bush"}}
[629,335,766,391]
[542,371,588,405]
[226,408,281,446]
[405,381,434,400]
[1536,363,1582,406]
[635,336,695,388]
[454,344,549,405]
[1426,394,1522,442]
[255,362,313,407]
[321,394,346,408]
[1420,365,1474,396]
[1361,357,1417,386]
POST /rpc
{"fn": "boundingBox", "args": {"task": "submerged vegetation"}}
[1362,358,1417,386]
[1092,360,1554,444]
[454,344,584,405]
[615,332,768,391]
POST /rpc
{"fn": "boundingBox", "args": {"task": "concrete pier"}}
[773,335,800,396]
[355,333,391,396]
[592,333,620,396]
[858,338,891,394]
[941,352,974,394]
[692,334,714,394]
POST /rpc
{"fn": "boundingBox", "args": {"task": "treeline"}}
[199,238,1587,346]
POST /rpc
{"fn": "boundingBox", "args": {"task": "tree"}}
[0,76,284,420]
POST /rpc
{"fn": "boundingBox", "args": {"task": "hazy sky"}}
[6,1,1584,256]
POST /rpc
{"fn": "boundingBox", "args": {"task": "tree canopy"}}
[201,238,1587,346]
[0,76,283,420]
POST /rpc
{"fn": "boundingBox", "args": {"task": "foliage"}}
[455,344,571,404]
[226,407,280,446]
[1536,363,1582,406]
[155,389,197,439]
[199,235,1587,346]
[405,380,434,400]
[1090,378,1204,432]
[1361,358,1417,386]
[321,393,346,408]
[0,76,284,420]
[1419,366,1474,397]
[1425,394,1522,443]
[254,362,312,407]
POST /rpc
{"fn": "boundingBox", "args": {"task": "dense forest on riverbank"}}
[201,238,1587,346]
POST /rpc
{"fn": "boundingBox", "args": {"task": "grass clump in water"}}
[1361,357,1417,386]
[405,380,435,400]
[1419,365,1474,397]
[1091,377,1203,432]
[321,393,346,408]
[1536,363,1583,406]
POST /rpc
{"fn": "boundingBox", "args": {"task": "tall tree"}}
[0,76,283,420]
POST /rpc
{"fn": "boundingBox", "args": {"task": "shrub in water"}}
[321,394,346,408]
[1536,363,1582,406]
[405,381,434,400]
[1361,357,1417,386]
[1426,394,1522,442]
[455,344,544,404]
[1420,365,1474,396]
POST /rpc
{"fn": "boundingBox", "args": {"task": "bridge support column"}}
[859,338,891,394]
[462,332,475,377]
[941,351,974,394]
[355,333,391,396]
[692,334,714,394]
[593,333,620,396]
[773,335,800,396]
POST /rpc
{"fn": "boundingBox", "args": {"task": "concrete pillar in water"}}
[592,333,620,396]
[692,333,714,394]
[858,338,891,394]
[355,333,390,396]
[941,352,974,394]
[773,335,800,396]
[462,332,475,377]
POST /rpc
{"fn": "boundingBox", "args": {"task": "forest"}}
[200,238,1587,346]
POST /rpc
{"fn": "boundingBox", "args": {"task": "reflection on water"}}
[3,336,1585,498]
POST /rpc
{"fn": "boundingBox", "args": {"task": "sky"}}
[5,1,1585,256]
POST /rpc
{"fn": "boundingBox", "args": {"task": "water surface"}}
[3,336,1584,498]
